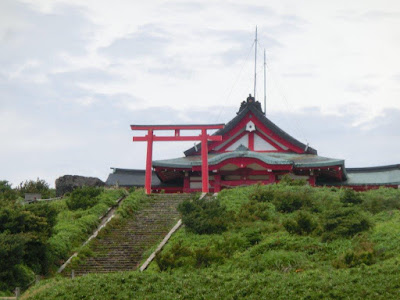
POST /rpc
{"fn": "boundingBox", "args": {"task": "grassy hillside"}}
[22,183,400,299]
[0,187,126,295]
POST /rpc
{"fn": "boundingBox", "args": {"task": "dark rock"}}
[55,175,105,196]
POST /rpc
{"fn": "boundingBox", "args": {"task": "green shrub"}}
[283,211,317,235]
[194,246,223,268]
[215,234,250,257]
[12,264,35,290]
[333,238,376,268]
[0,232,28,291]
[362,188,400,214]
[340,189,363,205]
[217,186,255,213]
[156,243,223,271]
[243,228,262,245]
[273,189,313,213]
[0,180,18,202]
[248,250,307,272]
[249,185,275,202]
[178,197,230,234]
[155,243,194,271]
[116,189,147,218]
[66,187,103,210]
[237,201,274,221]
[0,202,57,276]
[25,203,58,234]
[344,250,374,266]
[278,174,308,186]
[322,207,373,240]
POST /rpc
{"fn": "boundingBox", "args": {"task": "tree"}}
[16,178,52,198]
[0,181,18,202]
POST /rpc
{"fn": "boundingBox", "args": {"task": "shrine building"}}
[106,95,400,193]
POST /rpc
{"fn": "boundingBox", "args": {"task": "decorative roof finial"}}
[247,94,254,103]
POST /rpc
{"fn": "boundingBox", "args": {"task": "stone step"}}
[68,193,192,276]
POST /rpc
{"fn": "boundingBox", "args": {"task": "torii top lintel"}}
[130,124,225,130]
[131,124,224,194]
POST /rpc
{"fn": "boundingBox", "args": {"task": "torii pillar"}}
[131,124,224,194]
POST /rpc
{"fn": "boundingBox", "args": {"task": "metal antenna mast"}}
[264,49,266,115]
[253,26,257,99]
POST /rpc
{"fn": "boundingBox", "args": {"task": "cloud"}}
[159,1,205,13]
[282,72,315,78]
[100,24,170,60]
[202,29,282,65]
[229,3,276,17]
[0,1,95,72]
[335,9,400,22]
[271,106,400,168]
[393,73,400,81]
[362,10,400,20]
[344,82,378,95]
[51,68,117,84]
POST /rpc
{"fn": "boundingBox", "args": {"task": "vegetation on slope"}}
[47,188,126,267]
[64,189,157,271]
[0,181,125,295]
[19,181,400,299]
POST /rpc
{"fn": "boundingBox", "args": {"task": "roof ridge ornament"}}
[237,94,263,114]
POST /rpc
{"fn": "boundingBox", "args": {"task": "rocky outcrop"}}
[55,175,105,196]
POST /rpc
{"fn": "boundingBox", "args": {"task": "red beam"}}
[208,116,251,154]
[132,124,223,194]
[192,157,293,172]
[131,124,224,131]
[133,136,222,142]
[218,170,272,176]
[218,131,248,152]
[221,180,272,186]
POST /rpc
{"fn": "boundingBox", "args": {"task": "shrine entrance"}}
[131,124,224,194]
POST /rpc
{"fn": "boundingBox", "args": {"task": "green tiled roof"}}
[332,165,400,186]
[153,150,344,169]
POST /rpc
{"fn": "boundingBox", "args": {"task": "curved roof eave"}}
[184,104,317,156]
[153,152,344,170]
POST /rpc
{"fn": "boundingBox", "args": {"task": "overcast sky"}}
[1,0,400,187]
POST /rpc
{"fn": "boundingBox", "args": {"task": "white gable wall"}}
[254,134,277,151]
[226,134,249,151]
[257,129,289,150]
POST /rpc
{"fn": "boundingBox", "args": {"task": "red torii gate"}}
[131,124,224,194]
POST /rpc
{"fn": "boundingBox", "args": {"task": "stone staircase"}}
[69,193,190,276]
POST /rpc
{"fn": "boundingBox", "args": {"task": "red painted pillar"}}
[201,129,209,193]
[309,176,316,186]
[183,172,190,193]
[248,131,254,150]
[145,129,153,194]
[269,172,276,184]
[214,173,221,193]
